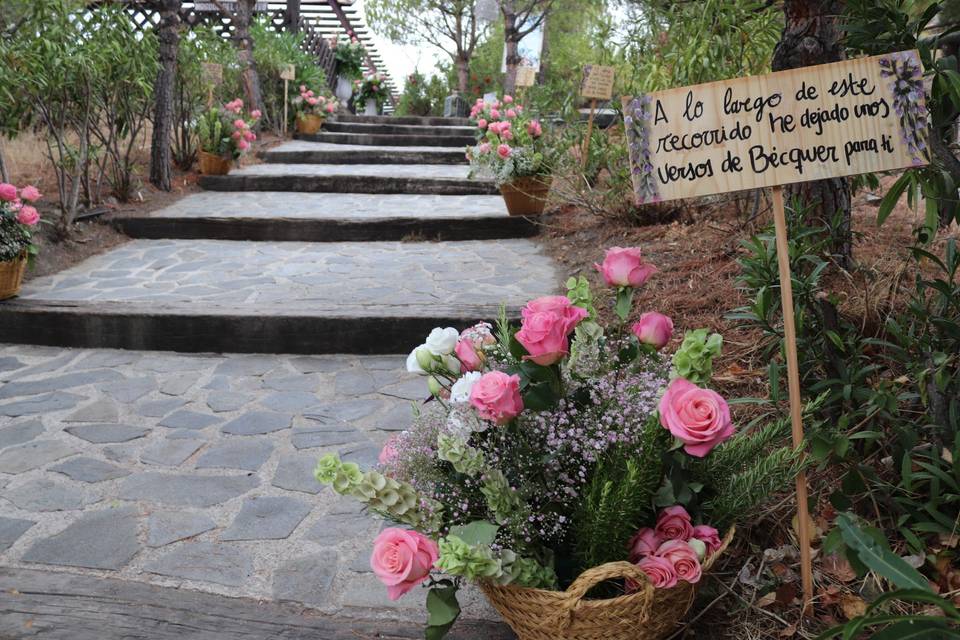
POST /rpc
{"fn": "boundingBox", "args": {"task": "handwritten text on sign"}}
[581,64,615,100]
[622,51,928,204]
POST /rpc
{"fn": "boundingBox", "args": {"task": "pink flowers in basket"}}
[628,506,722,589]
[0,183,42,227]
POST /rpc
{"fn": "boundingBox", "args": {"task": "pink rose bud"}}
[655,540,702,584]
[370,528,438,600]
[497,144,511,159]
[490,108,500,119]
[16,205,40,226]
[479,142,492,154]
[231,130,242,140]
[454,338,483,372]
[306,90,314,97]
[628,527,662,562]
[527,120,542,137]
[503,95,513,104]
[692,525,723,556]
[250,109,261,119]
[595,246,657,288]
[515,296,588,365]
[307,97,318,105]
[299,85,306,92]
[233,119,245,128]
[517,105,524,113]
[502,130,513,140]
[477,118,487,129]
[469,371,523,425]
[630,555,678,590]
[20,185,41,202]
[325,103,335,113]
[0,183,17,202]
[243,131,256,142]
[631,312,674,350]
[655,506,694,541]
[237,139,250,151]
[506,109,517,118]
[659,378,734,457]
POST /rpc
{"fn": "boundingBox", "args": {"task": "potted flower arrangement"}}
[331,35,366,102]
[0,183,42,300]
[467,95,552,216]
[355,73,388,116]
[194,98,261,175]
[292,85,339,135]
[315,247,805,640]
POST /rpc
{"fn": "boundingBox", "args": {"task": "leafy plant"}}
[396,71,434,116]
[354,73,389,110]
[331,35,365,80]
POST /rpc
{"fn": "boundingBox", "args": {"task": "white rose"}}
[442,354,461,374]
[406,345,429,375]
[425,327,460,355]
[450,371,482,404]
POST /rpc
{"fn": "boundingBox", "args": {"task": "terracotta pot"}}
[198,151,232,176]
[499,175,553,216]
[296,113,325,135]
[0,253,27,300]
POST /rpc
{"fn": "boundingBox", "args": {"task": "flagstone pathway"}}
[0,116,544,637]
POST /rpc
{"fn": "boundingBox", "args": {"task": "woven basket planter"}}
[499,175,553,216]
[480,528,734,640]
[296,114,325,135]
[0,253,27,300]
[198,151,232,176]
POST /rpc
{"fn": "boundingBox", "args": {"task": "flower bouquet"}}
[331,35,366,101]
[315,247,804,640]
[292,85,338,135]
[355,73,388,116]
[194,98,261,175]
[0,183,42,299]
[466,94,552,216]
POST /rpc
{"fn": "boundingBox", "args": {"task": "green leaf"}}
[870,619,957,640]
[614,287,634,322]
[448,521,499,547]
[878,173,911,225]
[425,585,461,640]
[837,514,931,591]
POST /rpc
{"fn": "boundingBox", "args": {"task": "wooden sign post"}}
[280,64,296,136]
[200,62,223,108]
[515,65,536,104]
[623,51,928,610]
[579,64,615,168]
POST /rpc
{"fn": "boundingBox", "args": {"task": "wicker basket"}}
[198,151,232,176]
[480,528,734,640]
[0,253,27,300]
[296,114,325,135]
[499,175,553,216]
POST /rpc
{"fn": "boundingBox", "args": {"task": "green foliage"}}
[355,73,389,110]
[331,36,365,79]
[396,71,434,116]
[671,329,723,384]
[0,205,33,262]
[817,588,960,639]
[425,583,461,640]
[195,108,228,156]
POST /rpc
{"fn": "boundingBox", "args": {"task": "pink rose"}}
[237,139,250,151]
[378,435,399,465]
[630,555,678,590]
[503,94,513,104]
[517,105,524,113]
[325,103,336,113]
[307,97,318,106]
[490,108,500,119]
[20,185,41,202]
[692,525,722,556]
[497,144,511,159]
[306,90,315,97]
[522,296,588,332]
[16,205,39,226]
[250,109,261,119]
[502,130,513,140]
[527,120,542,137]
[659,378,734,457]
[479,142,491,154]
[631,312,674,350]
[455,338,483,372]
[515,296,587,365]
[594,246,657,288]
[655,540,702,584]
[469,371,523,425]
[299,84,306,92]
[655,506,694,541]
[371,528,438,600]
[628,527,662,562]
[232,130,243,140]
[233,119,246,128]
[506,108,517,118]
[477,118,487,129]
[243,131,256,142]
[0,183,17,202]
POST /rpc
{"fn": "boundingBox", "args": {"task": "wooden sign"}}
[623,51,928,204]
[200,62,223,86]
[280,64,296,81]
[515,66,536,88]
[580,64,615,100]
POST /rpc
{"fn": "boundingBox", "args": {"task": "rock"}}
[22,506,140,570]
[0,440,77,473]
[5,477,89,511]
[143,541,253,587]
[159,372,200,396]
[0,356,24,373]
[271,453,323,494]
[0,516,35,552]
[0,369,123,400]
[221,411,292,436]
[338,442,380,468]
[213,355,277,377]
[140,438,205,467]
[205,391,249,413]
[0,392,83,417]
[119,472,258,507]
[304,398,382,424]
[0,419,44,449]
[195,439,273,471]
[101,376,157,403]
[334,371,378,396]
[305,512,376,543]
[290,425,365,450]
[272,551,339,606]
[146,511,217,547]
[377,402,416,431]
[221,496,312,541]
[65,424,150,444]
[259,391,319,413]
[49,457,130,483]
[158,410,221,430]
[261,373,320,393]
[136,397,187,418]
[63,398,120,423]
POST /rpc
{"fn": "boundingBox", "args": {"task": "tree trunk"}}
[502,10,519,96]
[772,0,852,266]
[455,56,469,94]
[286,0,300,31]
[536,12,549,85]
[233,0,265,119]
[149,0,180,191]
[0,140,8,183]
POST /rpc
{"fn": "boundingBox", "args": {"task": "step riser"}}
[0,305,511,355]
[261,150,467,165]
[298,133,475,147]
[325,122,475,136]
[198,175,497,196]
[112,216,536,242]
[336,115,471,126]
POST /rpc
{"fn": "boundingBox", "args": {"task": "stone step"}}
[199,163,495,195]
[112,192,533,242]
[260,141,467,165]
[298,131,476,148]
[335,114,471,126]
[324,120,475,137]
[0,239,556,354]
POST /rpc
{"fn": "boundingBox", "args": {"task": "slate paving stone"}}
[119,472,258,507]
[221,411,292,436]
[100,376,157,403]
[338,442,380,468]
[194,439,273,471]
[272,551,339,606]
[379,378,428,402]
[143,541,253,587]
[146,511,217,547]
[306,512,377,543]
[22,506,140,570]
[5,478,89,511]
[221,496,312,541]
[205,390,249,413]
[377,402,415,431]
[0,369,123,399]
[0,356,24,372]
[140,438,205,467]
[158,409,221,430]
[70,351,139,370]
[0,516,35,551]
[0,419,44,449]
[290,356,352,374]
[304,398,382,424]
[334,371,378,396]
[259,391,319,413]
[63,398,120,423]
[0,392,83,416]
[290,425,365,449]
[1,352,76,380]
[50,456,130,483]
[261,374,320,393]
[160,372,200,396]
[213,355,277,377]
[271,453,322,494]
[137,397,187,417]
[0,440,77,473]
[65,424,150,444]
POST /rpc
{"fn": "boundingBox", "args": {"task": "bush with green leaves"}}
[331,35,365,80]
[396,71,433,116]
